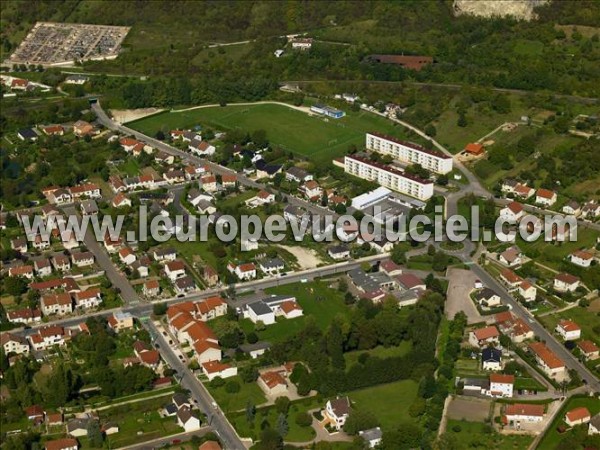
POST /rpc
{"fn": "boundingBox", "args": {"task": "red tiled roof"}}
[139,349,160,365]
[505,403,544,417]
[202,360,231,374]
[507,201,524,214]
[490,374,515,384]
[166,260,185,271]
[537,188,555,199]
[465,143,484,155]
[566,407,590,423]
[529,342,564,369]
[45,438,78,450]
[577,340,599,354]
[260,371,286,389]
[280,301,302,314]
[472,326,499,341]
[501,269,522,284]
[557,319,580,332]
[555,273,579,285]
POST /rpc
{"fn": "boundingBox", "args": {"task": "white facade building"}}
[365,132,453,174]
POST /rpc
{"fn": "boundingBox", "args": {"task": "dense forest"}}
[1,1,599,100]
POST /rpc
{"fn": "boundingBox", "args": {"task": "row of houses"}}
[42,183,101,205]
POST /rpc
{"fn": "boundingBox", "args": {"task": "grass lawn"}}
[514,377,548,392]
[127,103,412,164]
[455,358,485,377]
[344,342,412,367]
[445,419,534,450]
[537,396,600,450]
[206,376,267,413]
[102,396,182,448]
[230,397,319,442]
[515,227,599,271]
[240,281,353,342]
[538,305,600,345]
[348,380,419,432]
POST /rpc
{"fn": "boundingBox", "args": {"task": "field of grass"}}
[239,280,352,342]
[127,103,411,164]
[206,376,267,413]
[101,396,182,448]
[344,342,412,367]
[445,419,534,450]
[538,305,600,345]
[348,380,419,432]
[537,396,600,450]
[230,397,319,442]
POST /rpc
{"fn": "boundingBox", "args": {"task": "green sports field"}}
[126,103,419,163]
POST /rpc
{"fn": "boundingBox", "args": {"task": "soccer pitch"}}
[127,102,410,163]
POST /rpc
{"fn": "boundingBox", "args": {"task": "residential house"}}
[65,75,88,85]
[112,193,132,208]
[193,340,221,364]
[29,326,66,351]
[518,280,537,302]
[259,258,285,276]
[1,333,30,356]
[291,37,313,50]
[299,180,323,201]
[528,342,565,378]
[258,371,288,396]
[565,407,591,427]
[283,204,309,227]
[396,273,426,291]
[535,189,557,207]
[279,300,303,319]
[562,200,581,216]
[201,175,217,192]
[190,140,215,156]
[569,250,594,268]
[25,405,45,423]
[468,326,500,348]
[464,142,485,156]
[46,412,64,426]
[513,183,535,200]
[6,308,42,324]
[10,237,28,253]
[201,361,237,381]
[221,174,237,189]
[153,247,176,262]
[504,403,544,425]
[163,169,185,184]
[174,275,196,295]
[582,201,600,219]
[118,247,136,265]
[143,279,160,297]
[245,190,276,208]
[577,340,599,361]
[589,414,600,435]
[18,128,39,141]
[255,159,282,179]
[474,288,502,308]
[72,251,94,267]
[73,120,94,137]
[489,374,514,398]
[103,234,123,253]
[500,269,522,288]
[9,264,34,280]
[196,199,216,215]
[44,438,78,450]
[500,202,525,222]
[188,189,213,207]
[34,258,53,277]
[154,151,175,165]
[553,273,580,293]
[41,293,73,316]
[67,418,92,437]
[324,397,351,430]
[246,301,276,325]
[42,125,65,136]
[177,407,201,432]
[380,260,403,276]
[555,319,581,341]
[195,296,227,321]
[198,442,222,450]
[286,166,313,183]
[499,246,522,267]
[165,260,186,281]
[73,288,102,310]
[228,262,257,280]
[52,254,71,271]
[68,183,101,199]
[107,312,134,332]
[359,428,383,448]
[203,266,219,287]
[328,244,350,260]
[482,347,502,371]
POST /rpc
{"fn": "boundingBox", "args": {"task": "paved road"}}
[142,320,245,450]
[470,263,600,391]
[63,205,141,304]
[92,102,336,220]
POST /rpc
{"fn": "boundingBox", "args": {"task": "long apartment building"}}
[344,155,434,200]
[366,132,453,174]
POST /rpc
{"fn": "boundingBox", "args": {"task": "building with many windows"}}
[344,155,434,200]
[365,132,453,174]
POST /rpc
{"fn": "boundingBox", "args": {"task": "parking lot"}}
[445,268,484,324]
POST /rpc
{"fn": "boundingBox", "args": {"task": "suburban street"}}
[63,205,141,304]
[142,320,246,450]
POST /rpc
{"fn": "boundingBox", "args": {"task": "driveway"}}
[445,268,483,324]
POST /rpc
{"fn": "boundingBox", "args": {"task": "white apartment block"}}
[344,155,434,201]
[365,132,453,174]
